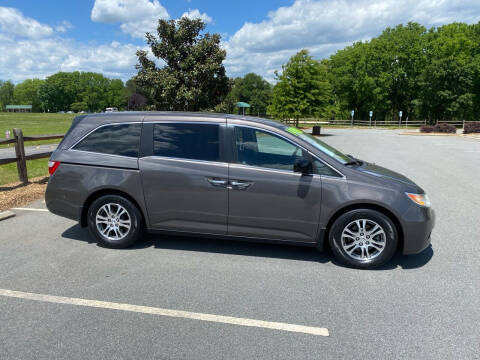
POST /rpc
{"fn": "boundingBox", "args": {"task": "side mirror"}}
[294,158,313,175]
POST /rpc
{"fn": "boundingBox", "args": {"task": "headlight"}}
[405,193,431,207]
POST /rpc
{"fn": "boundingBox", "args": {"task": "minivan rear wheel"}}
[87,195,143,248]
[329,209,398,269]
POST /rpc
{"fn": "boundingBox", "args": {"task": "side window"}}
[153,123,220,162]
[314,160,341,177]
[73,123,141,157]
[234,127,303,171]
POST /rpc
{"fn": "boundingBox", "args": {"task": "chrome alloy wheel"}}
[341,219,386,261]
[95,203,131,241]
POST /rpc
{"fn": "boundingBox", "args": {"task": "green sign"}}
[286,127,303,136]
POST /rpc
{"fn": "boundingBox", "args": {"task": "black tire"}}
[87,195,143,248]
[329,209,398,269]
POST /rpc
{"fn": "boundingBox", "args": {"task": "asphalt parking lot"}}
[0,128,479,359]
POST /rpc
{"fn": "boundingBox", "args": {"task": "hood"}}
[355,162,421,190]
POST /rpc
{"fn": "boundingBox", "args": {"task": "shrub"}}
[433,123,456,133]
[420,125,435,133]
[420,123,456,134]
[464,121,480,134]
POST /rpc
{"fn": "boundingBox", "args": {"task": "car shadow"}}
[61,224,433,270]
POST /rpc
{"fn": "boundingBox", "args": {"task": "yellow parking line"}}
[0,288,329,336]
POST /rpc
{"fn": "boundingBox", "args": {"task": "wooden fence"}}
[0,128,64,184]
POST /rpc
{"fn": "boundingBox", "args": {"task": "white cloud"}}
[91,0,169,38]
[0,7,53,39]
[224,0,480,80]
[0,35,143,82]
[55,20,73,33]
[181,9,212,24]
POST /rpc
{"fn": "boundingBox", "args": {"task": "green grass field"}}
[0,113,75,185]
[0,158,49,185]
[0,112,75,146]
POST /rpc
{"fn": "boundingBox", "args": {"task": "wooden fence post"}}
[13,128,28,184]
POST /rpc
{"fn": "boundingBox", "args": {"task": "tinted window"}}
[73,123,141,157]
[235,127,303,171]
[153,123,220,161]
[314,160,341,177]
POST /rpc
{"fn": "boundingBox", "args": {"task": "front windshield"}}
[282,126,351,164]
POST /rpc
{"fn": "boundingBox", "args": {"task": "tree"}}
[135,17,230,111]
[13,79,44,112]
[38,72,126,112]
[222,73,272,115]
[268,50,333,126]
[0,80,15,112]
[416,23,478,123]
[38,72,79,112]
[128,93,147,110]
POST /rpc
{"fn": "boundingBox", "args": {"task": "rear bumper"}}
[401,206,435,254]
[45,177,82,222]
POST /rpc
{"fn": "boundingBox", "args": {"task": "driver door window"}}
[235,127,303,171]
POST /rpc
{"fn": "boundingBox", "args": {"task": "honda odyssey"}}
[46,112,435,269]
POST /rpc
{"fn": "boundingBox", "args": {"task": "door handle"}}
[230,180,253,190]
[207,178,228,187]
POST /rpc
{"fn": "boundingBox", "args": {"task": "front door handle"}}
[207,178,228,188]
[230,180,253,190]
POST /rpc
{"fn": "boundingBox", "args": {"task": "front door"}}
[227,124,322,242]
[139,121,228,235]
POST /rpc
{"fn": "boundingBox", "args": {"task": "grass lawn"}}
[0,113,75,185]
[0,158,49,185]
[0,112,75,148]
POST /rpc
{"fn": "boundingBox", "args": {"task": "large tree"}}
[268,50,333,126]
[39,72,126,112]
[13,79,44,112]
[0,80,15,112]
[135,17,230,111]
[224,73,272,116]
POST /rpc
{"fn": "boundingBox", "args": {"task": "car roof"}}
[78,111,286,130]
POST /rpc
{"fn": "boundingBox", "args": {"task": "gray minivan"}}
[46,112,435,269]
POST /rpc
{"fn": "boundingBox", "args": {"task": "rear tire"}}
[329,209,398,269]
[87,195,143,248]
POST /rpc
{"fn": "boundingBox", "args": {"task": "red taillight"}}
[48,160,61,175]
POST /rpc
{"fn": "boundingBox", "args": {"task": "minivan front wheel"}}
[87,195,143,248]
[329,209,398,269]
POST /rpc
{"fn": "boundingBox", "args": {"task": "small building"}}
[6,105,32,113]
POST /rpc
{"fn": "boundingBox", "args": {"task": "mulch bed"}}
[0,176,49,211]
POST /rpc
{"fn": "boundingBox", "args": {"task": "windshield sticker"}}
[286,127,303,136]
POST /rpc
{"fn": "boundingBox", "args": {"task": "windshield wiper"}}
[344,160,361,166]
[344,155,363,166]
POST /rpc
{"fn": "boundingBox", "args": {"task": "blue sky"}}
[1,0,479,83]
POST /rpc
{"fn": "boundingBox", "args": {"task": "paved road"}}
[0,144,58,160]
[0,129,479,359]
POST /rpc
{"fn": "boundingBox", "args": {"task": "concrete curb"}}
[399,132,480,139]
[0,210,15,221]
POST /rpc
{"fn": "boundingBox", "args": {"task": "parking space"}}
[0,129,479,359]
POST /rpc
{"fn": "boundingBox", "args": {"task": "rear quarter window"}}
[153,123,220,161]
[73,123,142,157]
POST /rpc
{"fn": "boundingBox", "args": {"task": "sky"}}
[0,0,479,83]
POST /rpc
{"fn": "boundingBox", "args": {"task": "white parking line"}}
[0,289,329,337]
[12,208,49,212]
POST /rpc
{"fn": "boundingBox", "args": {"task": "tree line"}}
[1,19,479,125]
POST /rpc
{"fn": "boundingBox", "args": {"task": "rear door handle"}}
[207,178,228,188]
[230,180,253,190]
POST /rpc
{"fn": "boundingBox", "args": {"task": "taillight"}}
[48,160,61,175]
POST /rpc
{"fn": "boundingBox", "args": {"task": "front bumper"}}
[401,205,435,254]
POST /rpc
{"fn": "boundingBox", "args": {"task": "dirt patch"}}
[0,176,48,211]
